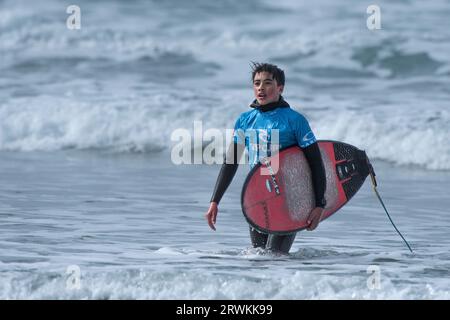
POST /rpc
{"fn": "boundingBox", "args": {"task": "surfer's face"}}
[253,72,284,105]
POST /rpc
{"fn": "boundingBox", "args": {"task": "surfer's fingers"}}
[306,210,318,225]
[306,223,316,231]
[208,220,216,231]
[306,214,320,231]
[205,209,217,231]
[212,210,217,226]
[206,214,216,231]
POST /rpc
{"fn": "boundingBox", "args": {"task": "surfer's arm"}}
[210,142,244,204]
[303,142,326,208]
[206,142,244,230]
[292,113,325,207]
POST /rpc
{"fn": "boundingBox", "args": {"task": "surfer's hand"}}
[205,202,218,231]
[306,207,324,231]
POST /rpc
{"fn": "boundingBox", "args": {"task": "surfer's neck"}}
[250,96,290,112]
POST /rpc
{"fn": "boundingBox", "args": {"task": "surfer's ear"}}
[278,85,284,94]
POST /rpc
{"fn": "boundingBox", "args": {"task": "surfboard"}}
[241,140,372,234]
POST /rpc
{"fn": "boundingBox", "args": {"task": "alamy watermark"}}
[170,121,280,175]
[367,265,381,290]
[66,5,81,30]
[367,5,381,30]
[66,265,82,290]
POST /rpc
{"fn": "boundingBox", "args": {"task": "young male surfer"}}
[205,63,326,254]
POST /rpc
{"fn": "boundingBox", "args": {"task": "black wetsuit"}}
[211,99,326,254]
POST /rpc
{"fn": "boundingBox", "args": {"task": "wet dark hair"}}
[251,62,285,86]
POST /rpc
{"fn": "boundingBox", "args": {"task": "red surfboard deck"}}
[241,140,371,234]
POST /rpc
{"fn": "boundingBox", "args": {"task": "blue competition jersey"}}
[233,105,317,168]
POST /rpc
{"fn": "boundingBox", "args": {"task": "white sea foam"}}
[313,109,450,171]
[0,269,448,299]
[1,94,448,170]
[0,92,239,153]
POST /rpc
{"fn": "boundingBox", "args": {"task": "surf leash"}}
[367,163,414,253]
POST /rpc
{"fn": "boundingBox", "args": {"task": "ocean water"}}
[0,0,449,299]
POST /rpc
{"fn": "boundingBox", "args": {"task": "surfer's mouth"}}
[257,93,266,99]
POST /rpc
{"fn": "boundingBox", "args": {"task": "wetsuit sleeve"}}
[303,142,326,208]
[210,142,245,204]
[293,114,326,208]
[294,114,317,148]
[210,116,246,204]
